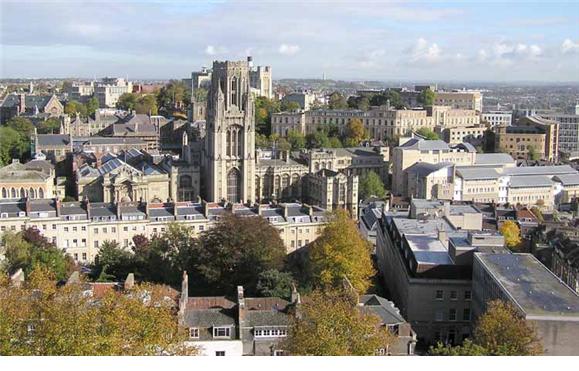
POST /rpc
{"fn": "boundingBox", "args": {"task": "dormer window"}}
[189,327,199,339]
[213,327,231,338]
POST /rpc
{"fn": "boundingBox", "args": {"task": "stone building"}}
[248,56,273,99]
[0,159,64,200]
[0,93,64,124]
[305,169,359,216]
[94,78,133,108]
[434,91,482,112]
[495,116,559,162]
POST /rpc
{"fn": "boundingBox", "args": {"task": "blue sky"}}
[1,0,578,82]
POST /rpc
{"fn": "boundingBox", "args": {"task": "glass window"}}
[435,290,444,300]
[189,328,199,339]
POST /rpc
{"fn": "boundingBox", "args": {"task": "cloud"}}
[205,45,227,56]
[278,44,300,55]
[561,39,579,54]
[408,38,442,64]
[480,41,543,67]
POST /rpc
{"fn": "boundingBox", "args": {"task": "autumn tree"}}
[135,94,158,115]
[283,289,394,355]
[116,93,138,111]
[255,96,281,135]
[157,80,190,114]
[415,127,440,140]
[64,100,87,117]
[359,171,386,200]
[194,214,286,295]
[431,300,542,356]
[0,265,194,356]
[309,209,375,293]
[328,92,348,109]
[499,220,522,250]
[344,118,366,146]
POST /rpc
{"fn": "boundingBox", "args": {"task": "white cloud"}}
[408,38,442,63]
[278,44,300,55]
[561,39,579,54]
[205,45,227,56]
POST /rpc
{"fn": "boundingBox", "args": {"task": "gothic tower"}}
[204,60,256,204]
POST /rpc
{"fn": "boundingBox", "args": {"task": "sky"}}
[1,0,579,82]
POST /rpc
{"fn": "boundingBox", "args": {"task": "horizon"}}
[1,0,578,82]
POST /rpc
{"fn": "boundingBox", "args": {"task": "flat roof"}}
[475,253,579,319]
[405,234,454,265]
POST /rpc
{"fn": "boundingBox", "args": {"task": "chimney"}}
[10,268,25,288]
[178,271,189,324]
[19,93,26,114]
[282,203,289,219]
[124,273,135,291]
[55,197,62,217]
[237,285,246,339]
[116,201,122,219]
[84,197,91,220]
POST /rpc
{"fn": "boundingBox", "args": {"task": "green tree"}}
[0,229,74,281]
[309,209,375,294]
[85,97,99,116]
[527,145,540,161]
[347,95,370,110]
[499,220,522,250]
[135,94,158,115]
[256,269,294,299]
[283,289,394,355]
[37,118,61,134]
[430,339,488,356]
[327,136,343,148]
[369,91,403,109]
[64,100,87,117]
[359,171,386,200]
[418,88,435,106]
[157,80,190,115]
[0,127,29,166]
[192,87,208,102]
[280,100,301,111]
[306,130,331,149]
[415,127,440,140]
[254,96,281,135]
[328,92,348,109]
[116,93,138,111]
[344,117,366,146]
[194,214,286,295]
[6,116,35,137]
[93,240,134,282]
[287,129,306,150]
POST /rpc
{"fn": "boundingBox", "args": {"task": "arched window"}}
[38,188,44,198]
[1,188,6,198]
[231,76,238,107]
[292,174,300,197]
[11,188,16,198]
[20,188,25,198]
[226,130,231,156]
[227,168,241,203]
[29,188,35,199]
[282,174,290,199]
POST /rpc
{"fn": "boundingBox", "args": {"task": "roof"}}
[1,94,55,109]
[553,173,579,186]
[474,153,515,166]
[503,165,577,177]
[36,134,70,147]
[475,253,579,319]
[456,167,500,180]
[359,294,406,325]
[183,309,236,327]
[399,138,450,151]
[509,175,553,188]
[405,162,453,177]
[405,234,454,265]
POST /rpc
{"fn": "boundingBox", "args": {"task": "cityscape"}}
[0,0,578,365]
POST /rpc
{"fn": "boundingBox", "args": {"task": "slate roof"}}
[456,167,500,180]
[405,162,453,177]
[183,309,236,327]
[553,174,579,186]
[1,94,55,109]
[474,153,515,166]
[36,134,70,147]
[503,165,577,177]
[509,175,553,188]
[399,138,450,151]
[359,294,406,325]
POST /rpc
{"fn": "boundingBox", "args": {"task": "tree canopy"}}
[308,209,375,294]
[255,96,280,136]
[499,220,522,250]
[37,118,61,134]
[344,118,366,147]
[282,289,394,355]
[64,100,87,117]
[418,88,435,106]
[157,80,190,115]
[0,265,194,356]
[430,300,542,356]
[328,92,348,109]
[0,126,30,166]
[359,171,386,200]
[415,127,440,140]
[256,269,294,300]
[287,129,306,150]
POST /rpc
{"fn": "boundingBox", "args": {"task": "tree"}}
[85,97,99,116]
[93,240,134,282]
[530,207,544,223]
[287,129,306,150]
[0,265,194,356]
[306,130,331,149]
[359,171,386,200]
[283,289,394,355]
[418,88,435,106]
[347,95,370,111]
[499,220,522,250]
[0,126,29,166]
[0,229,74,281]
[327,136,343,148]
[194,214,286,295]
[157,80,190,115]
[6,116,35,137]
[37,118,61,134]
[280,100,301,112]
[192,87,208,102]
[369,90,403,109]
[527,145,540,161]
[64,100,87,117]
[344,118,366,147]
[277,137,291,152]
[256,269,294,299]
[415,127,440,140]
[254,96,280,135]
[430,339,488,356]
[328,92,348,109]
[309,209,375,293]
[116,93,138,111]
[135,94,158,115]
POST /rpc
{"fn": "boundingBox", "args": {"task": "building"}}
[375,198,508,345]
[538,112,579,155]
[94,78,133,108]
[551,237,579,294]
[98,112,169,150]
[434,91,482,112]
[495,116,559,162]
[0,198,328,262]
[32,133,73,163]
[203,59,256,204]
[0,159,64,200]
[66,81,95,103]
[305,169,358,216]
[0,93,64,124]
[442,125,487,146]
[282,92,316,110]
[179,272,295,356]
[482,110,512,128]
[472,253,579,355]
[248,56,273,99]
